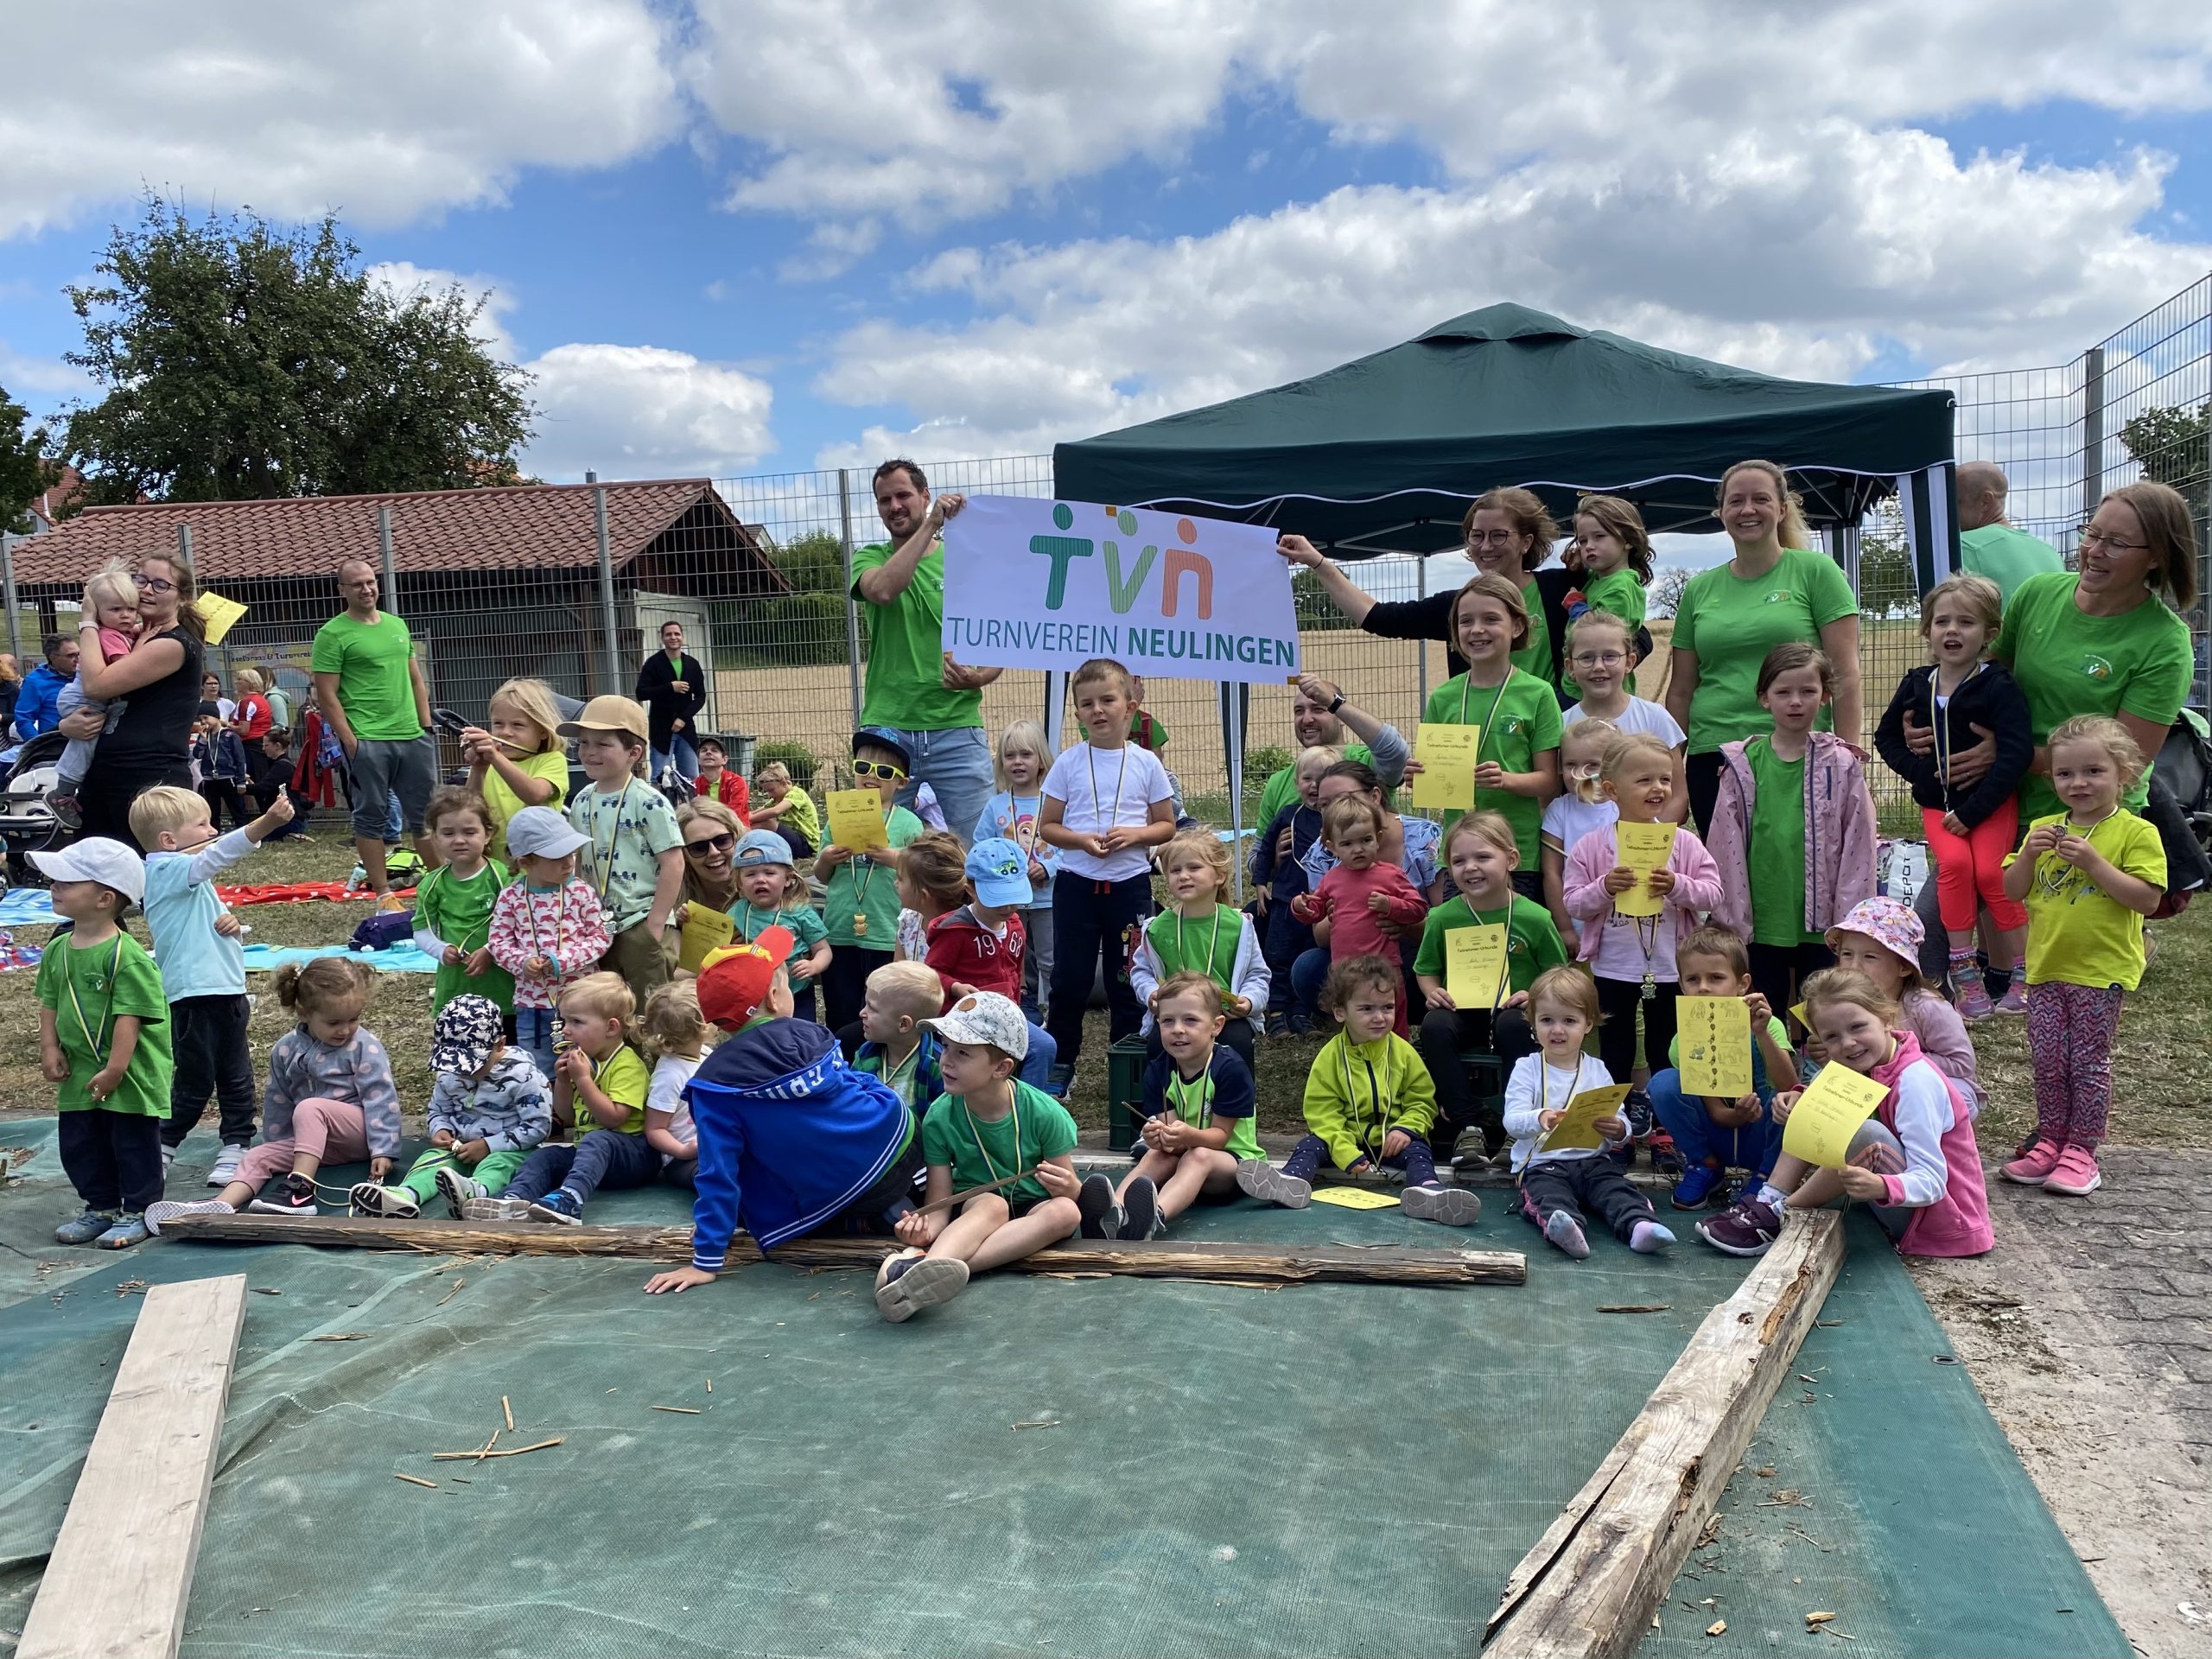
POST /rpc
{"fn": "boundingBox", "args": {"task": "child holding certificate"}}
[1696,969,1992,1259]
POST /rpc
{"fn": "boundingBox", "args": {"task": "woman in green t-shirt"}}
[1932,483,2196,830]
[1663,460,1864,835]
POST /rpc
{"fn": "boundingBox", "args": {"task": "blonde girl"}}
[1562,609,1687,817]
[147,958,398,1231]
[1412,810,1568,1161]
[1130,827,1268,1069]
[1418,572,1562,888]
[462,677,569,865]
[640,981,710,1186]
[975,718,1059,1019]
[1540,715,1618,938]
[1998,715,2164,1197]
[1561,496,1653,701]
[493,971,657,1222]
[750,759,820,856]
[1698,969,1992,1259]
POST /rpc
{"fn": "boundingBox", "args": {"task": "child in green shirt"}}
[728,829,831,1022]
[817,728,925,1030]
[1561,496,1652,702]
[34,839,174,1249]
[414,787,515,1016]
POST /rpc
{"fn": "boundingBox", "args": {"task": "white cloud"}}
[0,345,92,404]
[0,0,677,239]
[365,261,519,360]
[524,343,775,480]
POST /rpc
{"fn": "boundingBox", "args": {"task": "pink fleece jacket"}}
[1866,1028,1993,1258]
[1560,823,1726,976]
[1707,731,1877,943]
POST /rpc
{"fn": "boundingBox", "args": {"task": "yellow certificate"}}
[1308,1185,1402,1211]
[1676,995,1751,1096]
[1611,822,1676,918]
[192,590,248,645]
[826,788,888,853]
[1444,923,1509,1009]
[1541,1083,1634,1152]
[677,906,736,973]
[1411,723,1482,811]
[1780,1065,1891,1169]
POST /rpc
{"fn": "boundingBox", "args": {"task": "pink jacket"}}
[1868,1030,1993,1258]
[1560,823,1725,963]
[488,879,613,1010]
[1707,732,1876,942]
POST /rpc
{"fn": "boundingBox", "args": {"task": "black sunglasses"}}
[684,831,736,856]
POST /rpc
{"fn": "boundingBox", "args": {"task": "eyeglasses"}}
[1569,651,1626,668]
[2077,526,2150,554]
[1465,531,1525,550]
[132,574,175,594]
[852,760,907,780]
[683,832,735,856]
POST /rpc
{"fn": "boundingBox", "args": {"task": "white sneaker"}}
[348,1181,420,1219]
[435,1166,486,1218]
[461,1197,535,1221]
[160,1143,177,1175]
[145,1198,235,1236]
[207,1143,246,1188]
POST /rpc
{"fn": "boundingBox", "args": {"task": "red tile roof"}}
[9,480,763,586]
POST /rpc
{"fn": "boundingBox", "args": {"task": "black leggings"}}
[1749,942,1834,1029]
[820,945,891,1033]
[1416,1005,1535,1150]
[1046,871,1153,1068]
[79,757,193,852]
[1595,975,1678,1085]
[1686,750,1725,839]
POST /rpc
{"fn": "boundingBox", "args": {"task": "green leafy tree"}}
[60,197,532,507]
[2120,401,2209,516]
[1292,565,1357,629]
[0,383,60,533]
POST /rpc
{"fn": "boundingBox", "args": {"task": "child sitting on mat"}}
[348,994,552,1218]
[874,992,1082,1324]
[1645,925,1796,1211]
[1077,973,1256,1242]
[481,972,655,1224]
[854,960,950,1122]
[1236,956,1482,1227]
[642,981,709,1190]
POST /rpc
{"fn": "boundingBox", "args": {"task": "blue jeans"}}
[1018,1021,1058,1089]
[505,1127,661,1207]
[1648,1068,1783,1178]
[652,732,700,787]
[887,725,994,849]
[515,1007,557,1086]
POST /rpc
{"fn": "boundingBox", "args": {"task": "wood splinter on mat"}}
[430,1436,564,1461]
[652,1405,702,1414]
[1596,1304,1670,1313]
[1484,1210,1843,1659]
[502,1395,515,1432]
[394,1473,439,1490]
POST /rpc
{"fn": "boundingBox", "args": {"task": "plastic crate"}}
[1106,1033,1152,1152]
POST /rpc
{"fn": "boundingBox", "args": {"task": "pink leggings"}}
[233,1098,371,1189]
[1922,803,2026,934]
[2025,982,2124,1150]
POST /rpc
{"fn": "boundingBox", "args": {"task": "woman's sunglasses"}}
[683,831,736,856]
[852,760,907,780]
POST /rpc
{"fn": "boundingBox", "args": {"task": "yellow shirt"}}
[484,749,569,864]
[2006,809,2165,991]
[575,1044,652,1135]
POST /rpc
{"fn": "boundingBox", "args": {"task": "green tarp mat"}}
[0,1116,2123,1658]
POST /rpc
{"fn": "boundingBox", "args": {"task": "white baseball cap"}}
[924,991,1029,1059]
[33,837,145,905]
[506,806,589,861]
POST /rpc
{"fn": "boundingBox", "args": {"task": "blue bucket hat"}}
[965,836,1034,907]
[732,829,794,869]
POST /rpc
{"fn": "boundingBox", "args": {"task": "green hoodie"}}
[1303,1030,1437,1171]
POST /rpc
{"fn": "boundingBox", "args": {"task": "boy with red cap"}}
[642,925,925,1295]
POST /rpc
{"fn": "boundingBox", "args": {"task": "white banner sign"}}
[941,495,1300,683]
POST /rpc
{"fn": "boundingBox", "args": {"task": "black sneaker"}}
[248,1173,317,1215]
[1077,1173,1122,1240]
[1117,1176,1160,1240]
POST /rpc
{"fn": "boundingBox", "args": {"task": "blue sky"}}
[5,0,2209,569]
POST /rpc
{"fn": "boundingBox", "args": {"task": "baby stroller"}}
[0,731,70,887]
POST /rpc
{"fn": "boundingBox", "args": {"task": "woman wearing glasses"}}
[56,551,206,850]
[673,799,747,922]
[1663,460,1865,835]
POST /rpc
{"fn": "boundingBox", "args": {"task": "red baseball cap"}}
[696,926,796,1029]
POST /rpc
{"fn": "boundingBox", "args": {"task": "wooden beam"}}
[156,1211,1526,1287]
[1484,1210,1844,1658]
[19,1274,248,1659]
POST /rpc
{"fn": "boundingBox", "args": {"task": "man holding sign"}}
[1697,969,1992,1259]
[851,461,1002,846]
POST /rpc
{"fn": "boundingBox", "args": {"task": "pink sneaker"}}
[1953,976,1994,1021]
[1993,979,2029,1017]
[2044,1145,2101,1197]
[1999,1139,2065,1185]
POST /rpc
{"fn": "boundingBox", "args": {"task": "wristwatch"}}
[1326,694,1345,715]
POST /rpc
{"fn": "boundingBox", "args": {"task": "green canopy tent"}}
[1052,302,1959,585]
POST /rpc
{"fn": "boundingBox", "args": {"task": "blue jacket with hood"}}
[686,1015,912,1272]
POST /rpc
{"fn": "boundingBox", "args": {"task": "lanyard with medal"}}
[1459,670,1512,783]
[960,1089,1024,1185]
[67,935,127,1084]
[1166,1061,1216,1131]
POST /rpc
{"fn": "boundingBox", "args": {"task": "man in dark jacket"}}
[634,620,708,786]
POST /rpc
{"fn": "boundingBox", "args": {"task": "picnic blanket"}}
[238,943,438,976]
[0,883,417,929]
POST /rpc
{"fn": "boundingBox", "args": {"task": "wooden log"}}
[156,1211,1525,1286]
[1483,1209,1843,1657]
[19,1274,248,1659]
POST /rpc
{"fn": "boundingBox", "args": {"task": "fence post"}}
[594,483,621,696]
[838,467,863,728]
[377,505,397,622]
[0,532,20,668]
[2081,346,2106,524]
[1415,551,1428,710]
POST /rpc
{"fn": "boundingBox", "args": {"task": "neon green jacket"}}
[1302,1032,1437,1170]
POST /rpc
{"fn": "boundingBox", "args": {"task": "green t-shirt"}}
[1513,577,1554,690]
[1744,738,1821,945]
[1960,523,2063,608]
[1672,549,1858,753]
[1421,666,1563,864]
[733,899,828,956]
[1411,894,1567,995]
[36,931,171,1116]
[1561,569,1649,702]
[1256,742,1375,827]
[778,786,822,849]
[416,861,515,1013]
[567,780,684,935]
[919,1079,1080,1206]
[1993,571,2194,823]
[308,611,423,742]
[850,541,982,732]
[824,804,924,948]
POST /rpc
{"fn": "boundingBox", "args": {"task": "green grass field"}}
[2,817,2205,1154]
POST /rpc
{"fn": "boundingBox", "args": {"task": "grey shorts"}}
[347,734,437,837]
